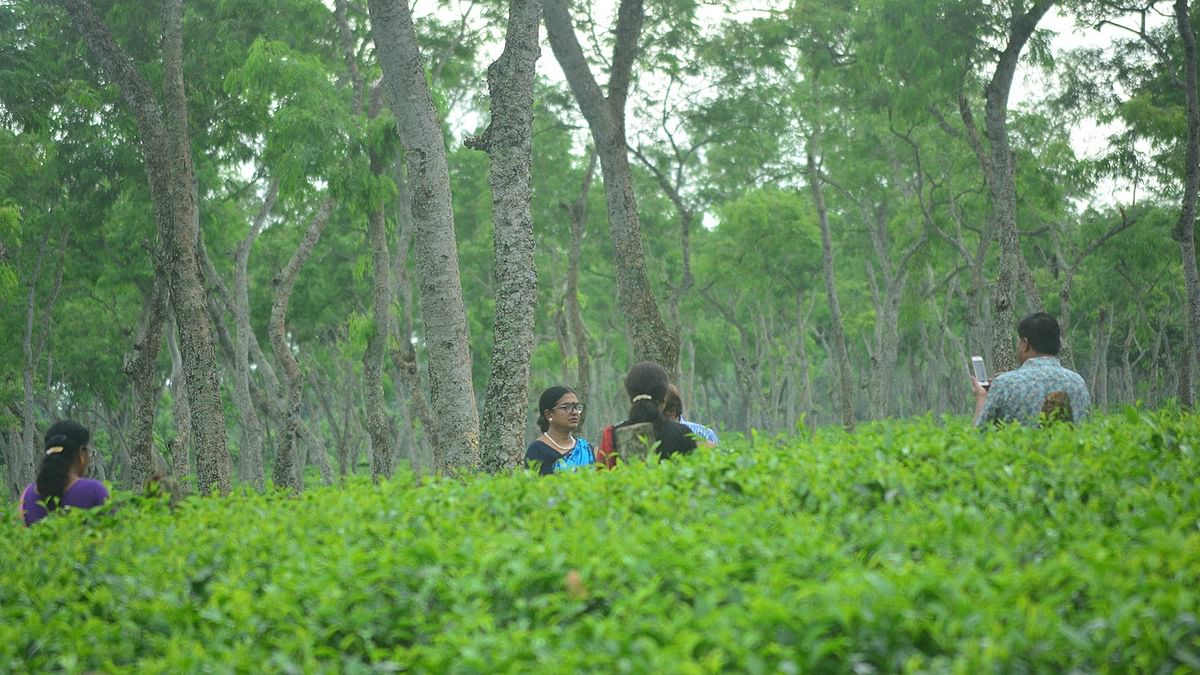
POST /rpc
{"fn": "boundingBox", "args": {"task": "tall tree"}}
[270,198,336,489]
[806,138,856,429]
[973,0,1056,372]
[368,0,481,471]
[466,0,543,472]
[232,178,278,489]
[123,251,169,490]
[544,0,679,371]
[1174,0,1200,407]
[56,0,231,493]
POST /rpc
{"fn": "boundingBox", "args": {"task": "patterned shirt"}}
[681,418,719,444]
[977,356,1091,427]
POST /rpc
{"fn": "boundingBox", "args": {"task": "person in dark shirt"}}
[19,419,110,526]
[597,361,698,467]
[525,386,595,475]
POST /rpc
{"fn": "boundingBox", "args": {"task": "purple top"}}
[20,478,110,526]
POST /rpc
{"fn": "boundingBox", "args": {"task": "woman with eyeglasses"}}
[525,386,595,475]
[19,419,110,526]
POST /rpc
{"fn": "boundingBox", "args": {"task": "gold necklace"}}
[543,432,576,452]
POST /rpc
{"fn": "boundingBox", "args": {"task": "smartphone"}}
[970,355,989,388]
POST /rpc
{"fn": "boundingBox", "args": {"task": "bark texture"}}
[565,152,597,421]
[16,233,48,497]
[544,0,679,372]
[364,188,396,480]
[166,310,192,491]
[269,198,335,490]
[806,146,855,430]
[233,178,278,489]
[1174,0,1200,408]
[980,0,1055,373]
[389,159,437,471]
[123,253,169,490]
[466,0,542,472]
[369,0,481,472]
[59,0,231,494]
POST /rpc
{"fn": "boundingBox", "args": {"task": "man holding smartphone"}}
[971,313,1091,426]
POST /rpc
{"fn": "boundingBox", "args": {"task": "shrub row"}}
[2,409,1198,673]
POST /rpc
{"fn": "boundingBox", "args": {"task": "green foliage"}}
[3,413,1197,671]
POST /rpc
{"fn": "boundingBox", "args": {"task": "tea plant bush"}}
[2,410,1198,673]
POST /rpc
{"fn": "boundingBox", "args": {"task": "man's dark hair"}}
[663,384,683,419]
[1018,312,1061,355]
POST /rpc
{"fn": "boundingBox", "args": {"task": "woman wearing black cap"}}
[18,420,110,526]
[525,386,595,475]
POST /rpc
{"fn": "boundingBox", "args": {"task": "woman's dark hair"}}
[537,386,575,432]
[624,361,670,438]
[36,419,90,506]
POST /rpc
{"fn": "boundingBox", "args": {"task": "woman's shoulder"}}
[663,421,699,453]
[67,478,110,501]
[525,439,558,459]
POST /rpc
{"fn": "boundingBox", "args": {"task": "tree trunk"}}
[59,0,231,494]
[980,0,1055,373]
[364,188,396,480]
[388,156,437,467]
[369,0,481,472]
[1174,0,1200,409]
[564,151,597,428]
[17,232,49,497]
[299,420,334,487]
[806,147,855,430]
[167,310,192,493]
[269,197,335,490]
[544,0,679,372]
[123,255,169,490]
[795,290,815,425]
[1089,308,1112,411]
[232,178,278,489]
[1119,322,1138,406]
[466,0,542,472]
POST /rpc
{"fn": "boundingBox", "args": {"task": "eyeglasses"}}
[554,403,585,413]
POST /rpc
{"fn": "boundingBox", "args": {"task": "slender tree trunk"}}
[17,232,49,496]
[795,290,815,425]
[388,157,437,465]
[364,187,396,480]
[466,0,542,472]
[980,0,1055,373]
[1089,308,1112,411]
[1174,0,1200,408]
[269,198,335,490]
[59,0,231,494]
[167,310,192,492]
[298,421,334,487]
[806,147,855,430]
[564,151,597,424]
[544,0,679,371]
[124,255,169,490]
[369,0,481,471]
[1120,323,1138,405]
[232,178,278,488]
